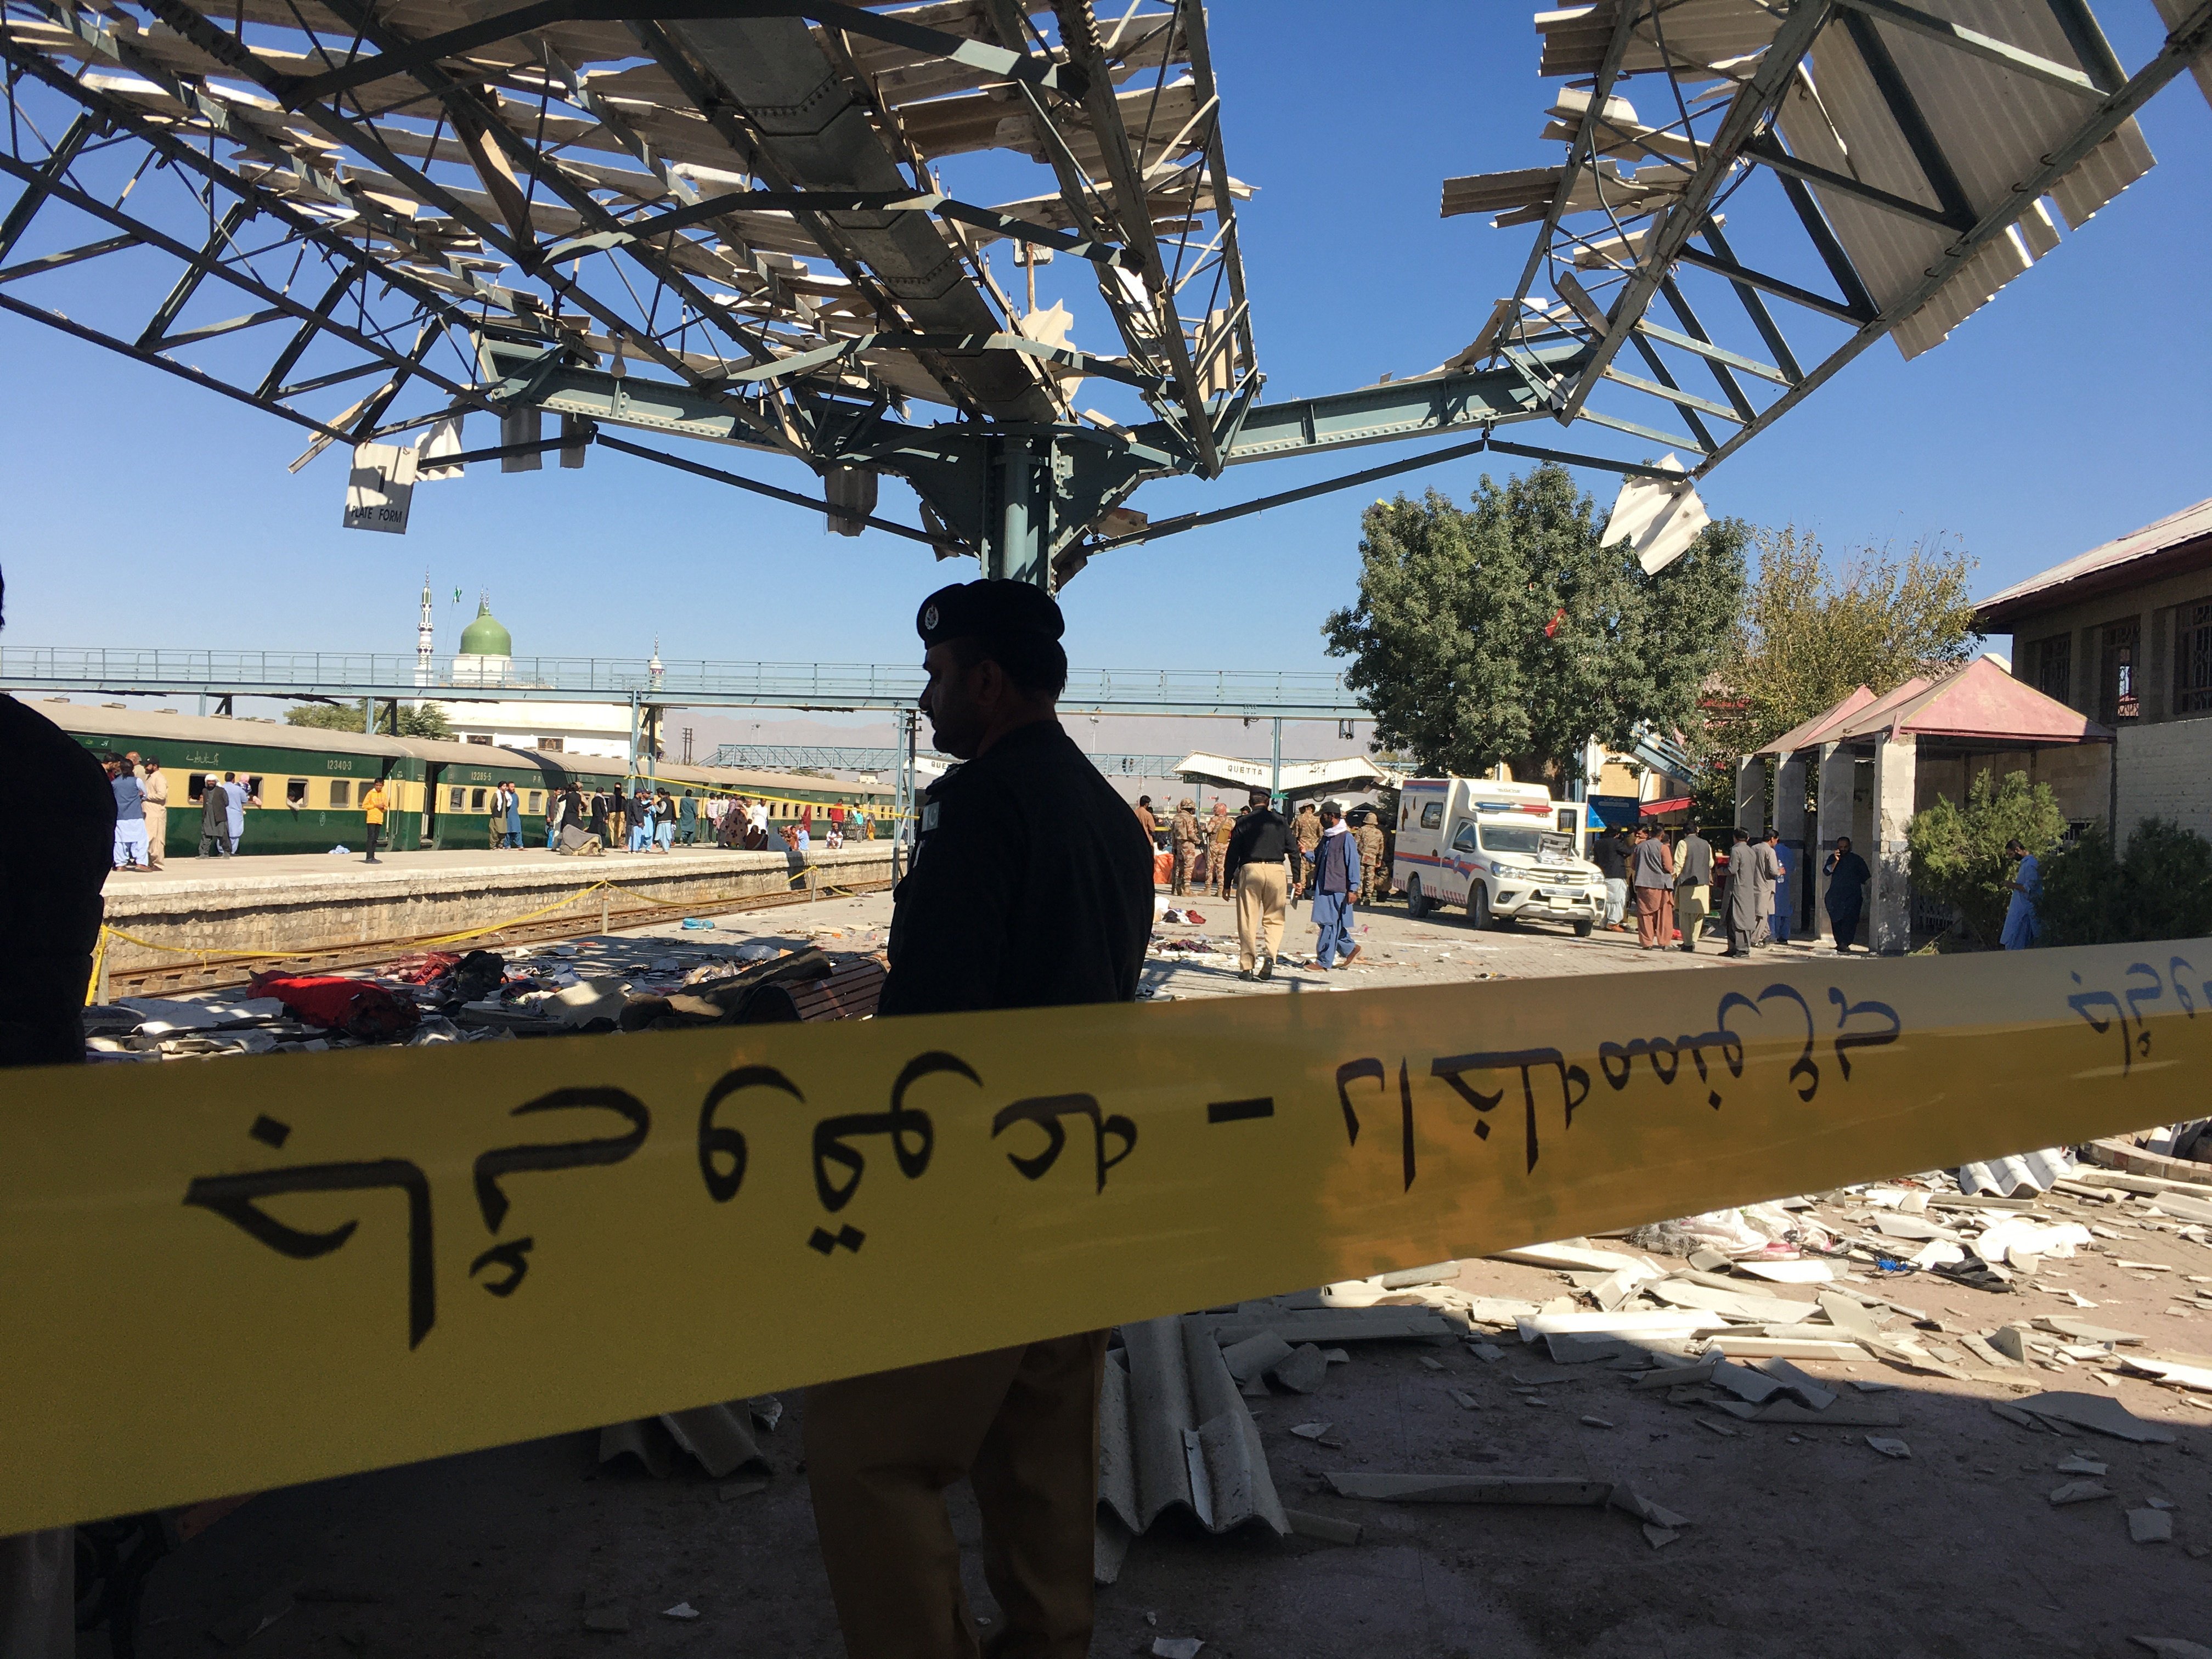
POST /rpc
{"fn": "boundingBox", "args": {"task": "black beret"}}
[916,579,1065,648]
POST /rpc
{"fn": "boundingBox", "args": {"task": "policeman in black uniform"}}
[804,580,1152,1659]
[0,567,113,1656]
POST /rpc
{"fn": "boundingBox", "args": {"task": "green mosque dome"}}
[459,595,512,657]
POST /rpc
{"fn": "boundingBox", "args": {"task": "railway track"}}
[103,876,894,997]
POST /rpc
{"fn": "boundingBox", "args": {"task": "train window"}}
[537,737,564,752]
[330,780,351,808]
[527,791,544,813]
[186,774,205,802]
[287,779,307,807]
[465,735,493,746]
[449,787,465,810]
[471,788,487,810]
[242,775,264,803]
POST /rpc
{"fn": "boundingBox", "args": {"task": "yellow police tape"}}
[4,940,2203,1534]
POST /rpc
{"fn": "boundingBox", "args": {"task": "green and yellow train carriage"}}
[46,700,898,855]
[42,701,425,855]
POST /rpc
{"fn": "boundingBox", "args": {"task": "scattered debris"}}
[2130,1508,2177,1544]
[2049,1481,2114,1505]
[1865,1436,1912,1459]
[2016,1390,2177,1444]
[662,1602,702,1620]
[1151,1638,1204,1659]
[1282,1509,1363,1545]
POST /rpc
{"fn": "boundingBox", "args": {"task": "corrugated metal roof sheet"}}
[1977,494,2212,619]
[1775,2,2153,362]
[1537,1,1782,82]
[1959,1147,2074,1197]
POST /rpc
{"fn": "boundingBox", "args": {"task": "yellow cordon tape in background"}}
[84,866,867,998]
[4,941,2203,1534]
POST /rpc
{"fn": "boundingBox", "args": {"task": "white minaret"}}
[415,569,436,686]
[648,635,665,693]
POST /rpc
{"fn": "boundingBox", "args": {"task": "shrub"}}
[1905,769,2064,947]
[2040,818,2212,945]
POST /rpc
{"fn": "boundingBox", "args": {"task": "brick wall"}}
[2115,721,2212,840]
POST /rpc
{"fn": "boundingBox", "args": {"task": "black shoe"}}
[1258,955,1274,981]
[1237,969,1254,981]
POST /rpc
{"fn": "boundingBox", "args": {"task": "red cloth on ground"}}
[251,972,421,1039]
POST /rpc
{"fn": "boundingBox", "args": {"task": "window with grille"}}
[2100,620,2141,723]
[2032,634,2072,703]
[2179,601,2212,715]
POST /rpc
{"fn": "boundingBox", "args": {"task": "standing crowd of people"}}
[1585,820,1889,956]
[1144,790,1393,979]
[541,783,872,859]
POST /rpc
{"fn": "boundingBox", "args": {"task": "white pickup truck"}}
[1389,777,1602,936]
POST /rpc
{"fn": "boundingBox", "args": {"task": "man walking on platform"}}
[1169,797,1201,895]
[1310,800,1363,968]
[1630,825,1675,950]
[1674,825,1713,953]
[1723,828,1769,956]
[804,580,1151,1659]
[1225,787,1295,980]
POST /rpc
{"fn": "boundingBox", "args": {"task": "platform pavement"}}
[95,842,894,981]
[103,842,885,894]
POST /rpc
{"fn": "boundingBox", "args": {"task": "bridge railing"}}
[0,648,1362,714]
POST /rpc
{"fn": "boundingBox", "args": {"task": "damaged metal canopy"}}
[0,0,1257,569]
[1442,0,2212,475]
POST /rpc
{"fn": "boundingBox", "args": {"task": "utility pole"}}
[1270,718,1283,807]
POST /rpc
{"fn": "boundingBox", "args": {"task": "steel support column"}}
[985,435,1052,587]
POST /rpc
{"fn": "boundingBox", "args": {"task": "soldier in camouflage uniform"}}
[1352,808,1387,905]
[1168,797,1202,895]
[1290,801,1323,898]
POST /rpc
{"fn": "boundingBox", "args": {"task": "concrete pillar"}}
[1871,735,1917,954]
[1774,754,1808,936]
[1816,742,1856,945]
[1734,757,1767,836]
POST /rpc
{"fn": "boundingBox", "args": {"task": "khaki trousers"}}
[142,802,166,867]
[1675,883,1708,950]
[1235,862,1288,971]
[1634,884,1674,949]
[806,1331,1107,1659]
[1172,844,1197,895]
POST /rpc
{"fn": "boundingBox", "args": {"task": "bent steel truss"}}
[1,1,2205,582]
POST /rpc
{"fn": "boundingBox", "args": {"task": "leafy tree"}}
[1322,465,1746,786]
[285,701,453,738]
[2040,820,2212,946]
[1906,769,2064,947]
[285,703,365,732]
[396,703,453,740]
[1707,526,1980,757]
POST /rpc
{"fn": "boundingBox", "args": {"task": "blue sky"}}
[3,3,2205,674]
